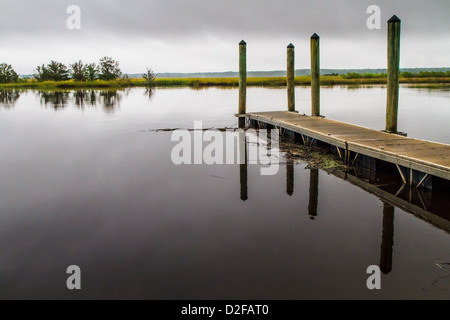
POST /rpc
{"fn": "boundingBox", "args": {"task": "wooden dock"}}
[239,111,450,183]
[236,18,449,188]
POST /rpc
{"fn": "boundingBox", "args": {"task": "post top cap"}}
[239,40,246,45]
[287,43,295,48]
[388,15,401,23]
[311,33,320,39]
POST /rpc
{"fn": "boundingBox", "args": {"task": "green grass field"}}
[1,75,450,90]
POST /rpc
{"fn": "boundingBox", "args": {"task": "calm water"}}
[0,86,449,299]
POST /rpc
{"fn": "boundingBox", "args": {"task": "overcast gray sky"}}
[1,0,449,74]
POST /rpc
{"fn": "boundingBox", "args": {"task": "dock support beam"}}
[287,43,295,112]
[239,40,247,128]
[386,15,401,133]
[310,33,320,117]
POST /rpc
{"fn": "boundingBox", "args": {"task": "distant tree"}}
[401,72,414,78]
[35,61,70,81]
[0,63,19,83]
[85,63,99,82]
[46,61,70,81]
[342,72,361,79]
[70,60,86,81]
[98,57,121,81]
[35,65,48,81]
[143,67,156,87]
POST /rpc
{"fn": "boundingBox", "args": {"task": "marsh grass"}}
[1,75,450,89]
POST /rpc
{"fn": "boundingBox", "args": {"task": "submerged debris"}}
[147,127,244,132]
[147,127,347,172]
[280,141,347,173]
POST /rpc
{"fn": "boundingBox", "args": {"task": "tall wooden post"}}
[386,15,401,133]
[310,33,320,116]
[239,40,247,128]
[287,43,295,112]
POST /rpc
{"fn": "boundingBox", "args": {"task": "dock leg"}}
[416,174,429,189]
[336,146,342,160]
[351,153,359,167]
[396,164,407,184]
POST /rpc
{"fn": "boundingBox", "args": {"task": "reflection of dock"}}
[238,160,449,275]
[238,135,450,233]
[333,170,450,233]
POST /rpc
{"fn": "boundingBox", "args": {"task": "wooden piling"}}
[310,34,320,117]
[287,43,295,112]
[386,15,401,133]
[239,40,247,128]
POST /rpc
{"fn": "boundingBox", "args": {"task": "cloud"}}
[1,0,449,73]
[2,0,449,38]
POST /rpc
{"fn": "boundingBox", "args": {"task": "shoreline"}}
[1,76,449,90]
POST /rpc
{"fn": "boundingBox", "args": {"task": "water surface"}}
[0,86,448,299]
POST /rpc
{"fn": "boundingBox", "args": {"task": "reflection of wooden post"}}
[308,168,319,218]
[287,43,295,112]
[239,40,247,128]
[386,15,401,133]
[380,202,395,274]
[240,162,248,201]
[310,33,320,117]
[239,132,248,201]
[286,160,294,196]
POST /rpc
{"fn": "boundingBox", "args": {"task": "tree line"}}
[342,71,450,79]
[35,57,121,82]
[0,57,155,85]
[0,63,19,83]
